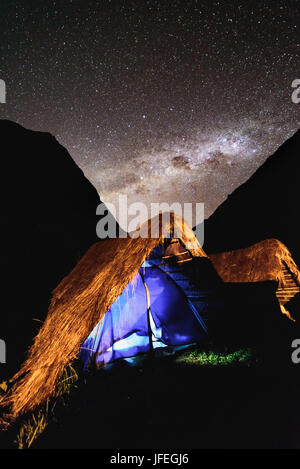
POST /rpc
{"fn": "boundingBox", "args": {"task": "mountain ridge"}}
[0,119,116,377]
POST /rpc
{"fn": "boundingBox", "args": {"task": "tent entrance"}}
[80,252,210,369]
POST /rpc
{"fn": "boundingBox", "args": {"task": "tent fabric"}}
[80,271,150,367]
[80,244,214,369]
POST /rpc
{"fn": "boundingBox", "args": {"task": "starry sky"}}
[0,0,299,225]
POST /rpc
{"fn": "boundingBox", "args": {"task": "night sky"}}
[0,0,299,223]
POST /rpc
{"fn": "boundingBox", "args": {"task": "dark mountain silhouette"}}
[203,129,300,265]
[0,120,117,377]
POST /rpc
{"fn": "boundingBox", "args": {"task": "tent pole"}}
[139,271,153,355]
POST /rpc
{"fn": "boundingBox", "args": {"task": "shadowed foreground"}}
[31,346,300,449]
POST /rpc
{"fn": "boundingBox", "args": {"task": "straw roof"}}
[209,239,300,287]
[209,238,300,321]
[0,213,206,425]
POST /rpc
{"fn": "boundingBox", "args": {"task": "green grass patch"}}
[175,348,253,366]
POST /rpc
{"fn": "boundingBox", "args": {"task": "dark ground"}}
[30,342,300,449]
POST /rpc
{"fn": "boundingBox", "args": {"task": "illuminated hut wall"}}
[209,239,300,321]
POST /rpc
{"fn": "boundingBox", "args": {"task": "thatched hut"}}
[209,239,300,321]
[2,220,298,428]
[1,213,223,424]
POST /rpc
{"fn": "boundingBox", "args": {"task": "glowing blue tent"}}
[80,239,223,369]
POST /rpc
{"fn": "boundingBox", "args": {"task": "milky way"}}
[0,1,299,223]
